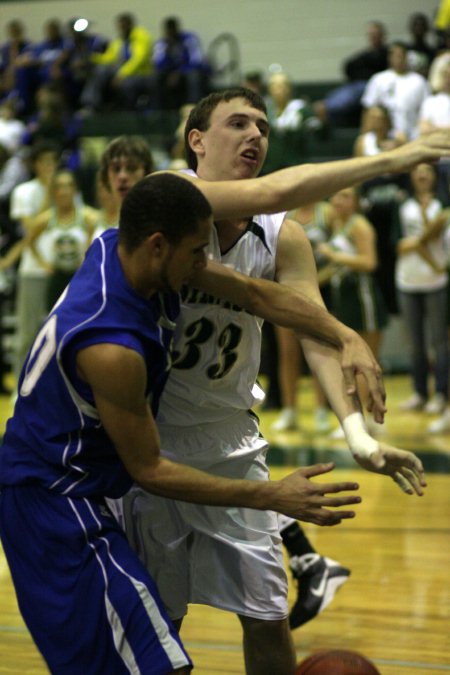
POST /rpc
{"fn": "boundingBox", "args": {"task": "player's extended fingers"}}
[319,480,360,494]
[392,471,415,495]
[407,455,427,486]
[314,508,358,526]
[395,467,425,496]
[320,494,362,507]
[300,462,336,479]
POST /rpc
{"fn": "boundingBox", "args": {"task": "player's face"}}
[107,156,147,202]
[195,98,269,181]
[159,217,211,293]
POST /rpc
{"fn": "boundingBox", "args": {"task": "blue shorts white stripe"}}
[0,485,191,674]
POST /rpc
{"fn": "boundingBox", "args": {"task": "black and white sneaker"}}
[288,553,350,629]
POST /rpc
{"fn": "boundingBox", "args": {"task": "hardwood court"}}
[0,375,449,674]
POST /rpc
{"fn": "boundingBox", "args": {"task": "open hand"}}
[274,462,361,525]
[353,442,427,496]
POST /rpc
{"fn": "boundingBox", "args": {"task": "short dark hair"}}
[119,173,212,251]
[99,136,154,190]
[184,87,267,171]
[117,13,135,26]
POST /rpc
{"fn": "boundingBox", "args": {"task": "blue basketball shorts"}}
[0,485,192,674]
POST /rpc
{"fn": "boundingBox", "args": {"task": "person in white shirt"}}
[418,61,450,203]
[9,140,59,379]
[395,163,449,420]
[362,41,430,140]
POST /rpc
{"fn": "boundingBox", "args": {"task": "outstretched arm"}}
[193,259,370,350]
[171,132,450,218]
[274,218,386,420]
[270,220,426,495]
[303,341,426,496]
[76,342,361,525]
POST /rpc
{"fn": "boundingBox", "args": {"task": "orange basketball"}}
[295,649,381,674]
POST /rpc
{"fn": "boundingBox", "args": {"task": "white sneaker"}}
[329,425,345,440]
[428,408,450,434]
[424,393,447,415]
[271,407,298,431]
[314,406,331,433]
[398,393,426,411]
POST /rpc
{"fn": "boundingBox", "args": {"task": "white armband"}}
[342,412,379,459]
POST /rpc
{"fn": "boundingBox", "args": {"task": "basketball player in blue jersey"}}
[1,170,392,675]
[122,88,449,675]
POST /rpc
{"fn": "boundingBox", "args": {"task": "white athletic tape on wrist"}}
[342,412,379,459]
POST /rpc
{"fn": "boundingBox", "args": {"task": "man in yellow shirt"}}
[80,12,154,112]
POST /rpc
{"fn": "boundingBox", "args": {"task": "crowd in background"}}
[1,8,450,433]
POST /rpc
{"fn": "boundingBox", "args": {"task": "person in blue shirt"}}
[153,16,209,109]
[0,171,367,674]
[0,19,34,115]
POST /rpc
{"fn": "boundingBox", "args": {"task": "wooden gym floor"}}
[0,374,449,674]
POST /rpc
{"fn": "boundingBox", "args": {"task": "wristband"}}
[342,412,379,459]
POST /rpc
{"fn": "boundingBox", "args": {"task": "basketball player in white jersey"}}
[123,88,444,674]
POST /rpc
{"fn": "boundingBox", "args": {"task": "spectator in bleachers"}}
[22,84,81,170]
[0,138,30,394]
[0,99,26,154]
[263,71,322,173]
[428,28,450,93]
[9,140,59,383]
[54,18,108,111]
[418,60,450,202]
[153,16,209,109]
[80,13,153,113]
[361,41,430,140]
[418,62,450,135]
[354,105,408,314]
[394,164,449,420]
[24,169,99,309]
[435,0,450,49]
[242,70,266,97]
[0,142,29,215]
[15,19,66,105]
[0,20,34,115]
[354,105,406,156]
[313,21,388,127]
[405,12,437,77]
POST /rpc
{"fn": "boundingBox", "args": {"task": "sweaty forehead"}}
[211,98,268,123]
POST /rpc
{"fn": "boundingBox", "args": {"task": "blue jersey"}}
[0,229,179,498]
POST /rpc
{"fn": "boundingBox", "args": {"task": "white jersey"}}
[395,197,448,292]
[157,204,285,426]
